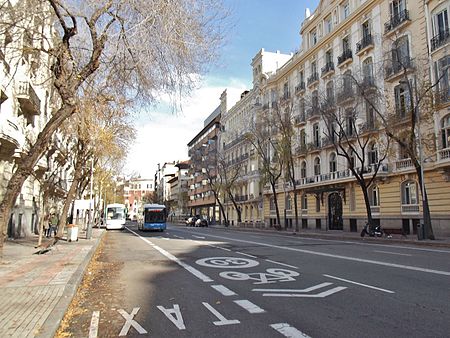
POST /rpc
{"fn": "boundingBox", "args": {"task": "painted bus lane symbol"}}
[195,257,259,269]
[219,268,300,285]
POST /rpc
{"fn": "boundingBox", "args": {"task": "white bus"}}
[105,203,126,230]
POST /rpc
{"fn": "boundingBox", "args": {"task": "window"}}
[441,115,450,148]
[390,0,406,18]
[329,153,337,172]
[363,57,374,84]
[392,36,410,68]
[366,103,375,128]
[369,185,380,206]
[434,9,449,36]
[269,197,275,210]
[286,195,292,210]
[299,99,306,118]
[301,194,308,210]
[343,70,353,93]
[368,142,378,165]
[312,90,319,109]
[313,123,320,147]
[326,81,334,102]
[346,110,355,136]
[342,36,350,52]
[342,2,350,19]
[283,82,289,99]
[325,16,333,34]
[348,150,356,168]
[300,129,306,147]
[314,157,321,176]
[362,20,371,38]
[435,56,450,101]
[311,30,318,46]
[394,83,410,118]
[325,50,333,64]
[311,61,317,75]
[402,180,418,205]
[301,161,307,178]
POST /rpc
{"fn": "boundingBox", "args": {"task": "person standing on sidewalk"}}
[49,213,58,237]
[43,214,50,238]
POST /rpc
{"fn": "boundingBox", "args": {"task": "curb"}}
[35,231,106,338]
[205,224,450,249]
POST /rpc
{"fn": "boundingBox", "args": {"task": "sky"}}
[124,0,320,178]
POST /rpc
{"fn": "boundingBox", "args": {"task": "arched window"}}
[369,185,380,206]
[402,180,418,205]
[441,115,450,148]
[326,81,334,103]
[329,153,337,172]
[362,57,374,85]
[368,142,378,165]
[348,149,356,169]
[314,157,321,176]
[301,161,307,178]
[343,70,353,94]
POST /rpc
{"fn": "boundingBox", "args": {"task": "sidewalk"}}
[208,223,450,248]
[0,228,104,338]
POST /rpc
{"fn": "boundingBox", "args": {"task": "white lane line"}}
[126,227,213,282]
[234,300,265,313]
[193,235,206,239]
[265,259,299,269]
[253,282,333,293]
[323,274,395,294]
[209,245,232,252]
[201,233,450,276]
[263,286,347,298]
[173,235,184,239]
[211,284,237,296]
[88,311,100,338]
[236,251,258,258]
[270,323,311,338]
[374,250,412,257]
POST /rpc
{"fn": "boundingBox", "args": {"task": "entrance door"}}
[328,193,343,230]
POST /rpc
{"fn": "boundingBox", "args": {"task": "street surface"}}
[58,222,450,337]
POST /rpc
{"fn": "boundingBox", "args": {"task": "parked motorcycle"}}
[360,222,384,237]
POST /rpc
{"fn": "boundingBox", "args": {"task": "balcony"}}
[384,57,414,82]
[384,10,410,36]
[337,49,352,67]
[401,204,419,214]
[321,62,335,78]
[0,118,22,160]
[395,158,414,171]
[320,96,335,111]
[356,34,374,55]
[295,82,305,94]
[306,106,320,120]
[294,113,306,125]
[296,145,308,156]
[16,81,41,115]
[359,121,377,133]
[336,86,354,104]
[307,72,319,87]
[438,148,450,162]
[436,87,450,106]
[308,141,321,152]
[431,29,450,52]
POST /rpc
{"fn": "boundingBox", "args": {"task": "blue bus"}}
[138,204,167,232]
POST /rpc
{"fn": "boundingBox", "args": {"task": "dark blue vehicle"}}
[138,204,167,232]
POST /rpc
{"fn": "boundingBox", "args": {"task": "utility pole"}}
[86,157,94,239]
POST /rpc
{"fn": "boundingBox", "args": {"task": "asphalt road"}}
[61,222,450,338]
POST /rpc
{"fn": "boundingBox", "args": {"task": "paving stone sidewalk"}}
[0,228,104,338]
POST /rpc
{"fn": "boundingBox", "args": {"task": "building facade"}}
[123,177,155,220]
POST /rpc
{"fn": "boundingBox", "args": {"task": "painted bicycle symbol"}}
[219,268,299,285]
[195,257,259,269]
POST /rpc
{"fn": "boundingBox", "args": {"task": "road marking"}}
[211,284,237,296]
[234,300,265,313]
[236,251,258,258]
[374,250,412,257]
[265,259,299,269]
[202,302,240,326]
[126,227,213,282]
[253,282,333,293]
[200,233,450,276]
[193,235,206,239]
[323,274,395,294]
[270,323,311,338]
[117,308,147,336]
[262,286,347,298]
[157,304,185,330]
[88,311,100,338]
[196,257,259,269]
[220,268,299,284]
[173,235,184,239]
[209,245,232,252]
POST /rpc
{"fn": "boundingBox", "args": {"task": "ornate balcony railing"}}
[321,62,335,77]
[384,10,410,34]
[295,82,305,93]
[431,29,450,52]
[384,57,413,79]
[337,49,352,66]
[356,34,373,54]
[307,72,319,86]
[15,81,41,115]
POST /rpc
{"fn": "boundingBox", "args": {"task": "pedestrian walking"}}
[43,214,50,238]
[49,213,58,237]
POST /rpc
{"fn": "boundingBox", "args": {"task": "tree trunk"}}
[361,183,374,231]
[37,194,48,247]
[293,188,299,232]
[416,166,435,240]
[271,181,281,227]
[228,192,241,223]
[0,105,75,251]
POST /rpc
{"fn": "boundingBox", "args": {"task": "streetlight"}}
[86,157,94,240]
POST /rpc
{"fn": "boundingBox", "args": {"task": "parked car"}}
[195,217,208,227]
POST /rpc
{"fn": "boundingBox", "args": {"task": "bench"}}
[34,237,60,255]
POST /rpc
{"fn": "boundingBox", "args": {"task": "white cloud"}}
[124,78,248,177]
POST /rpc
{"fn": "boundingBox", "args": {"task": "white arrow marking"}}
[234,300,265,313]
[323,274,395,293]
[253,282,333,293]
[271,323,312,338]
[211,284,237,296]
[157,304,186,330]
[202,302,240,326]
[117,308,147,336]
[88,311,100,338]
[263,286,347,297]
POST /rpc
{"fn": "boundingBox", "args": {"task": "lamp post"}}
[86,157,94,240]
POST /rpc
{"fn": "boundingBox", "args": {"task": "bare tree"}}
[0,0,228,248]
[246,105,284,227]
